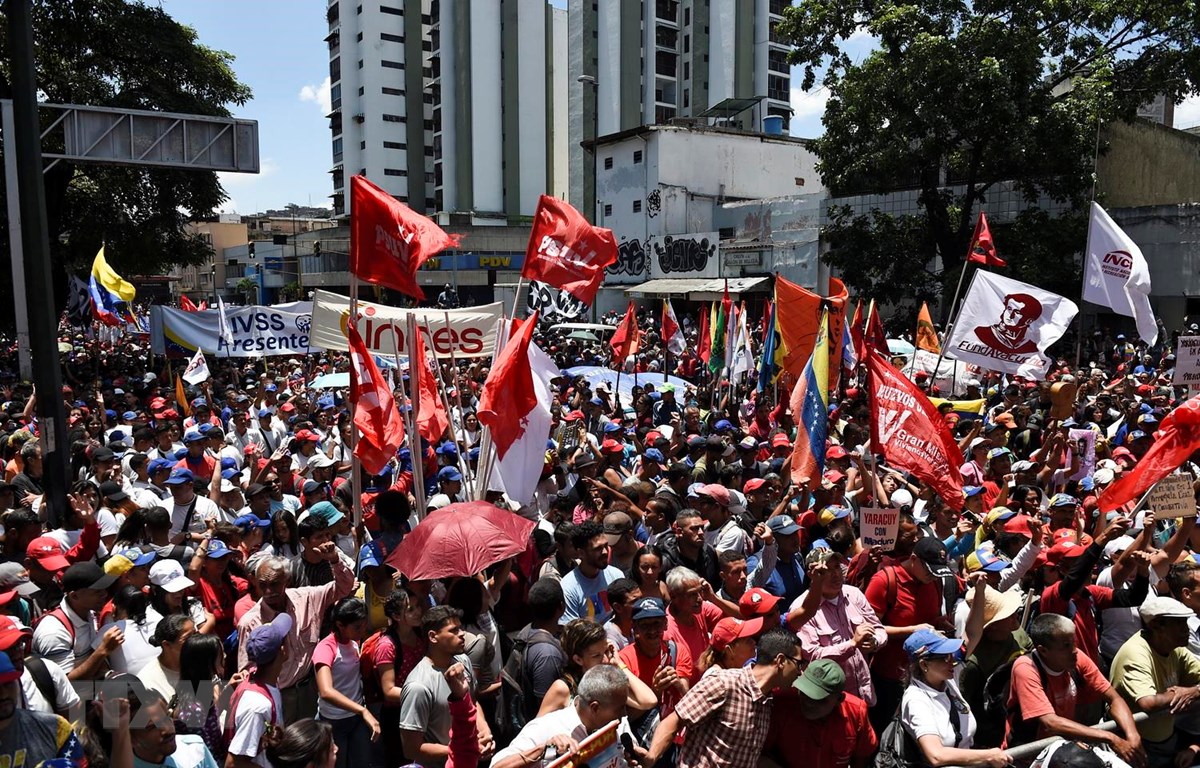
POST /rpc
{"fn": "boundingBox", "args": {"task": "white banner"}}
[944,271,1079,378]
[1083,202,1157,345]
[859,506,900,550]
[151,302,318,357]
[902,349,979,397]
[309,290,503,359]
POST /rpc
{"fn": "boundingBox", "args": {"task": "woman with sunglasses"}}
[900,629,1012,768]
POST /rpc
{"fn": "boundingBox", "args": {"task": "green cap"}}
[794,658,845,701]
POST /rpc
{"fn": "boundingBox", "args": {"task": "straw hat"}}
[965,584,1024,629]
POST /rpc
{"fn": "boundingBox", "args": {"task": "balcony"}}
[655,50,678,78]
[655,0,678,23]
[769,0,789,16]
[768,51,789,73]
[655,27,678,50]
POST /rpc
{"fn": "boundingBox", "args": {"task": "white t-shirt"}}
[312,634,363,720]
[171,494,222,537]
[228,685,284,768]
[491,706,632,768]
[901,678,976,751]
[95,618,161,675]
[21,660,81,714]
[31,601,98,673]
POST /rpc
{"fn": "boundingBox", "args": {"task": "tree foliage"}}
[0,0,252,308]
[778,0,1200,309]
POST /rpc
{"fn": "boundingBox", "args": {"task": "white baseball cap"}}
[149,559,195,593]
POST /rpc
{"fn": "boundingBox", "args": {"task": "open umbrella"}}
[567,330,600,342]
[386,501,535,580]
[887,338,916,357]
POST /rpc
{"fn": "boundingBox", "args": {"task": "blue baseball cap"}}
[1129,430,1149,440]
[714,419,734,432]
[438,466,463,483]
[631,597,668,621]
[183,430,206,443]
[589,397,604,406]
[220,457,239,470]
[643,448,665,463]
[164,467,194,485]
[468,447,481,461]
[964,485,986,498]
[205,539,234,558]
[233,514,272,532]
[903,628,963,659]
[264,384,277,392]
[121,411,138,421]
[971,545,1009,573]
[221,468,240,480]
[0,651,20,684]
[257,408,273,418]
[113,546,156,567]
[105,409,117,421]
[246,613,293,666]
[148,458,174,474]
[603,422,623,434]
[436,443,459,456]
[1049,493,1078,508]
[767,515,801,536]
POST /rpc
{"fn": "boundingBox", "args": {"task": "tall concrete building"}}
[569,0,794,220]
[326,0,567,223]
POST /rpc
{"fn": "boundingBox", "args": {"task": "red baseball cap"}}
[0,615,30,651]
[600,439,624,455]
[293,429,319,442]
[1046,540,1088,565]
[738,587,781,619]
[826,445,848,460]
[743,478,767,493]
[26,537,70,572]
[710,616,765,652]
[698,484,731,507]
[771,434,792,449]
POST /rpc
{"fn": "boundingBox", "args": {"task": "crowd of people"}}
[1,307,1199,768]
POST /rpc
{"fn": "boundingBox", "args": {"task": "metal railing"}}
[1003,711,1156,762]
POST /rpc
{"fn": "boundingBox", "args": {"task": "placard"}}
[1173,336,1200,385]
[859,506,900,549]
[545,721,621,768]
[1149,474,1197,519]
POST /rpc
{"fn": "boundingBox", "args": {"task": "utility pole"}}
[7,0,69,526]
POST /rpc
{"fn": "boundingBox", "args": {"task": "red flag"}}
[967,211,1005,267]
[866,348,965,509]
[197,301,208,311]
[662,299,685,356]
[350,175,462,300]
[412,326,449,444]
[348,320,406,475]
[521,195,618,306]
[866,300,888,351]
[1098,395,1200,513]
[849,300,866,361]
[774,275,849,380]
[697,304,711,364]
[611,302,639,363]
[478,314,540,459]
[179,295,198,312]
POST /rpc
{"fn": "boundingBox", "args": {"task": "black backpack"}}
[875,687,963,768]
[498,628,557,740]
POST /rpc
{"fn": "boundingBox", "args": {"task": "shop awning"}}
[623,276,771,301]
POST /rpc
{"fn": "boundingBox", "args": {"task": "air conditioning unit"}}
[353,114,365,123]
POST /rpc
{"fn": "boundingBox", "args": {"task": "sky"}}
[160,0,1200,215]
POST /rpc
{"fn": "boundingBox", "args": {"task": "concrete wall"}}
[1110,204,1200,333]
[1098,119,1200,209]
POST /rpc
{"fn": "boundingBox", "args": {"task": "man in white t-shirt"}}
[0,616,80,717]
[164,468,222,543]
[227,614,290,768]
[31,561,123,680]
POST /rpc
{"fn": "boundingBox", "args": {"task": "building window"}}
[604,204,613,217]
[332,137,343,161]
[382,60,403,69]
[358,59,363,68]
[358,86,364,95]
[603,156,613,170]
[360,141,366,149]
[329,57,341,81]
[382,114,405,123]
[357,32,363,41]
[384,168,407,176]
[381,32,404,43]
[683,35,689,52]
[383,141,407,149]
[684,7,690,24]
[382,87,405,96]
[380,5,403,15]
[683,61,690,79]
[633,150,643,164]
[633,200,642,213]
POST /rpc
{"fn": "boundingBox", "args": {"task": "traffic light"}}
[247,242,256,259]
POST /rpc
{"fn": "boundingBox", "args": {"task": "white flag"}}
[1083,202,1157,346]
[944,271,1078,378]
[217,296,234,348]
[730,305,755,380]
[488,339,557,509]
[182,348,211,384]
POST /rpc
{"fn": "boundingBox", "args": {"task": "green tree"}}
[779,0,1200,309]
[0,0,252,313]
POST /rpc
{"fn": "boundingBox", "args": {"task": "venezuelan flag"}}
[89,247,136,326]
[788,309,830,489]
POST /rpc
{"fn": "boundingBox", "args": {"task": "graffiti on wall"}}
[652,234,718,275]
[607,238,650,280]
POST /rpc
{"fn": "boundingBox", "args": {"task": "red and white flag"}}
[478,314,540,459]
[350,175,462,300]
[1098,394,1200,513]
[866,348,965,510]
[611,301,640,364]
[489,330,558,506]
[967,211,1005,267]
[179,295,199,312]
[412,325,449,444]
[348,320,406,475]
[662,299,685,356]
[521,195,617,306]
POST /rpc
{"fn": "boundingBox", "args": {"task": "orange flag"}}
[175,375,191,417]
[774,275,848,382]
[916,302,941,353]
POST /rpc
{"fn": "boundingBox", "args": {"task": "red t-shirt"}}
[1039,583,1113,665]
[619,639,694,717]
[193,572,249,639]
[176,454,217,482]
[1005,652,1109,745]
[864,565,943,681]
[765,689,877,768]
[666,602,724,684]
[360,632,426,707]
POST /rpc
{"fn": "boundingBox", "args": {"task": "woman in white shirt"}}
[900,629,1012,768]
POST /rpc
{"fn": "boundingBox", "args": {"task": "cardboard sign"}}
[1173,336,1200,385]
[1149,474,1197,519]
[859,506,900,549]
[546,721,621,768]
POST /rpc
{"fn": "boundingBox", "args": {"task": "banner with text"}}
[151,302,319,357]
[1149,474,1197,519]
[309,289,503,359]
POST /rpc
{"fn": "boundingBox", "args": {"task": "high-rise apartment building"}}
[569,0,794,220]
[326,0,567,223]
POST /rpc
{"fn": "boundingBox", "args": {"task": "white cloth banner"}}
[1083,202,1157,345]
[309,290,503,359]
[944,271,1078,378]
[181,349,210,384]
[151,302,318,357]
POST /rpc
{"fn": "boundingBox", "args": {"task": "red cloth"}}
[477,316,538,459]
[864,565,943,681]
[611,302,640,363]
[765,689,877,768]
[412,327,449,444]
[177,454,217,482]
[1004,652,1109,745]
[967,211,1006,267]
[521,195,617,305]
[349,175,461,300]
[194,572,249,640]
[666,601,724,684]
[348,321,406,475]
[445,693,480,768]
[1099,394,1200,512]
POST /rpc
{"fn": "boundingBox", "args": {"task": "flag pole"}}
[348,273,363,530]
[931,249,972,393]
[403,314,428,519]
[424,318,476,501]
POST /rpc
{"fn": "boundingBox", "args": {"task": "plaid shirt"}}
[674,667,772,768]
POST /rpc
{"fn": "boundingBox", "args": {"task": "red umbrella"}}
[386,501,535,580]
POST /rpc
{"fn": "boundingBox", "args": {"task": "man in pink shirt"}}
[664,566,723,683]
